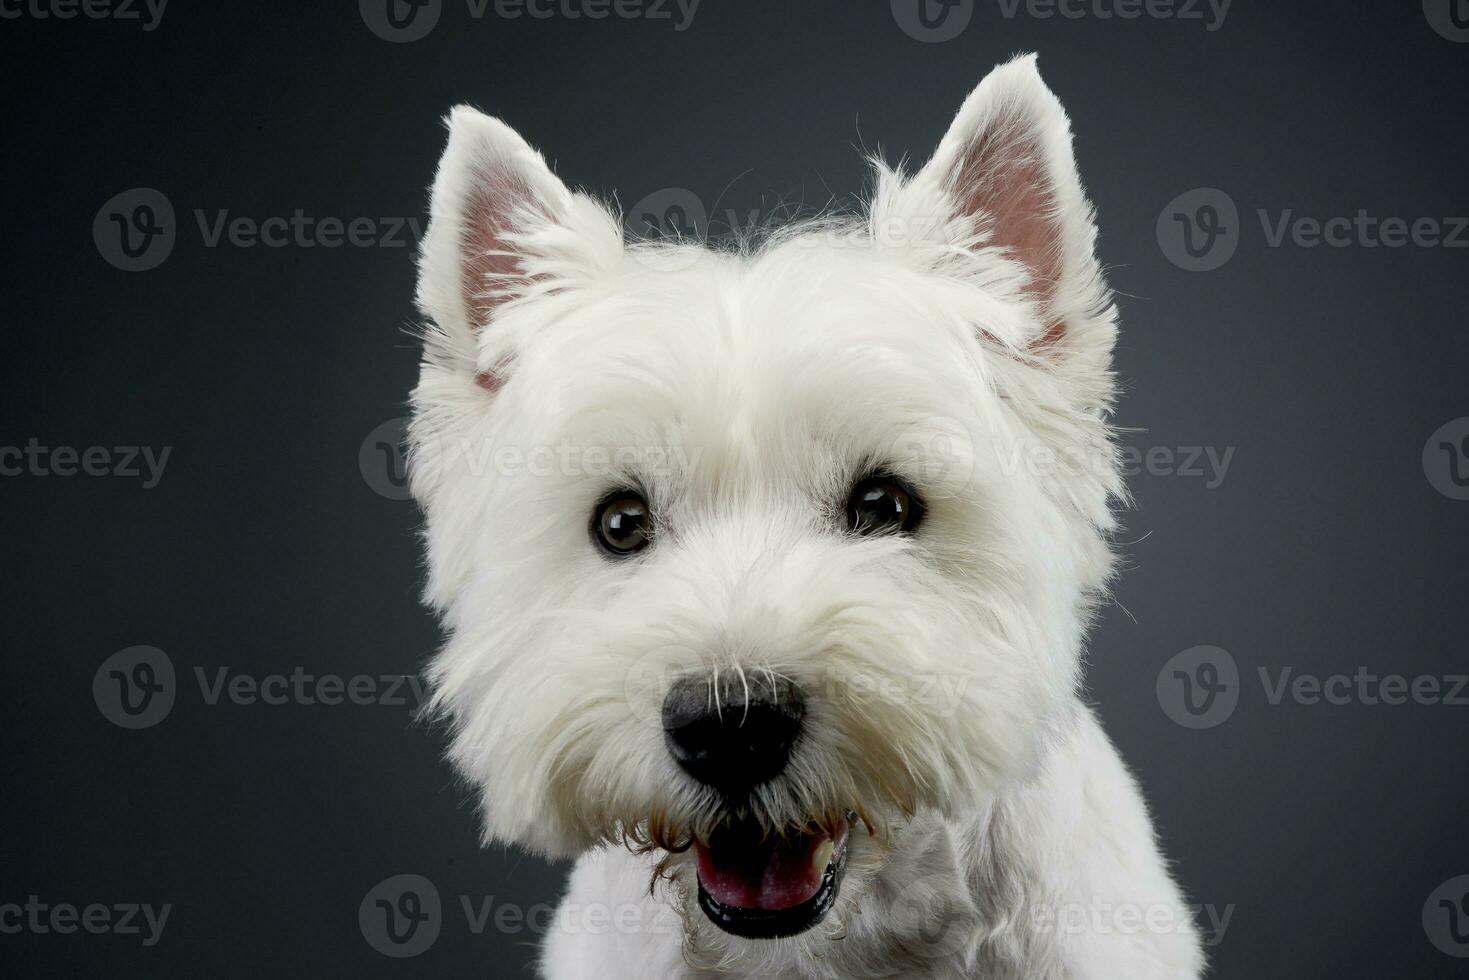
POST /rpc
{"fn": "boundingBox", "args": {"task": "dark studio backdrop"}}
[2,1,1467,977]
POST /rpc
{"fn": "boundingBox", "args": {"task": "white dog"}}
[407,54,1204,979]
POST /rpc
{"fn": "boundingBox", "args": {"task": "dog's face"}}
[410,55,1120,956]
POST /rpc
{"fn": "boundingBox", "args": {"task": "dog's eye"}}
[593,491,652,557]
[845,474,924,536]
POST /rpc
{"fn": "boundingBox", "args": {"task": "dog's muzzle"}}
[661,672,850,938]
[661,671,805,798]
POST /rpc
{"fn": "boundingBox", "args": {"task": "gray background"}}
[3,1,1467,976]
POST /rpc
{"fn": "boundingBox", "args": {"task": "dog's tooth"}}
[812,839,835,871]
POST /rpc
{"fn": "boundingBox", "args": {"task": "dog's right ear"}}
[416,107,617,392]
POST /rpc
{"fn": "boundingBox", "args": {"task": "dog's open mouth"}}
[694,814,851,939]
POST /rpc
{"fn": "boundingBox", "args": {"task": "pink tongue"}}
[695,821,846,911]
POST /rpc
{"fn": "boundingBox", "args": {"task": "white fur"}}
[408,54,1204,979]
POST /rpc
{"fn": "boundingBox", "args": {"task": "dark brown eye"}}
[846,474,924,536]
[593,491,652,557]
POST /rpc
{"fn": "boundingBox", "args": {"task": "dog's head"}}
[409,55,1120,954]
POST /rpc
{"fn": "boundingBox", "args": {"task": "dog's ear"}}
[883,55,1114,388]
[416,107,617,392]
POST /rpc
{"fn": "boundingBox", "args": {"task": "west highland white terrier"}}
[407,54,1204,979]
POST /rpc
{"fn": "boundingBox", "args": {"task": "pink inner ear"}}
[474,365,509,393]
[459,165,537,333]
[474,345,516,392]
[950,114,1067,350]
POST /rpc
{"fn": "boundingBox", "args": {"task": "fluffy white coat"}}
[407,54,1204,979]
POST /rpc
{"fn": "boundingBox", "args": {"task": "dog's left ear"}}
[883,55,1114,393]
[416,107,619,393]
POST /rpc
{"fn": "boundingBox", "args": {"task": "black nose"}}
[662,671,806,798]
